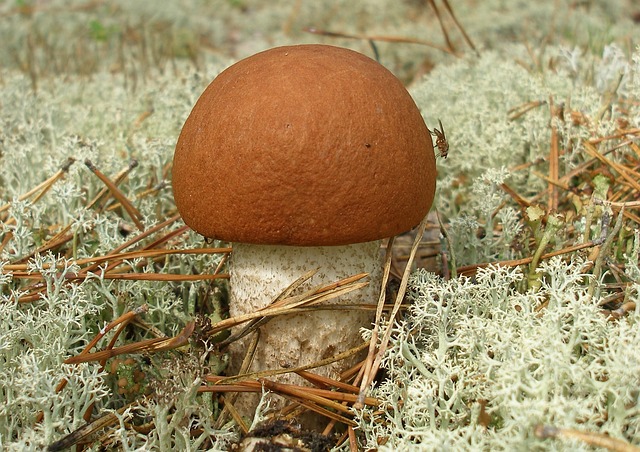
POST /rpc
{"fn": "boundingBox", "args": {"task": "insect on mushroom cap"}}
[172,44,437,246]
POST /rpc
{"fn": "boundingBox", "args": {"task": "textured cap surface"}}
[172,44,436,246]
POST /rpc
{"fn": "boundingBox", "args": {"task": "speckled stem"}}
[228,241,382,416]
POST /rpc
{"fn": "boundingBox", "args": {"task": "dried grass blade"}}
[207,274,369,337]
[304,27,454,55]
[535,424,640,452]
[271,269,318,304]
[85,159,145,231]
[428,0,454,53]
[0,158,74,215]
[356,214,429,406]
[296,370,360,393]
[441,0,478,54]
[47,401,140,452]
[356,236,394,408]
[64,320,194,364]
[500,183,531,208]
[583,141,640,192]
[259,379,359,415]
[221,341,369,384]
[456,240,601,277]
[548,97,560,212]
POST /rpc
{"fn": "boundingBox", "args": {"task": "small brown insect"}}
[428,119,449,159]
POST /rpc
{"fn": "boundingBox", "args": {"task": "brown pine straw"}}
[438,0,478,54]
[588,127,640,144]
[259,380,361,425]
[46,401,143,452]
[201,376,379,408]
[64,320,196,364]
[63,273,370,366]
[500,182,532,208]
[304,27,455,56]
[548,97,560,212]
[59,269,379,447]
[306,0,477,58]
[17,272,228,282]
[456,239,602,278]
[106,180,167,212]
[79,213,185,275]
[507,99,547,120]
[0,231,13,255]
[204,272,379,442]
[5,247,230,290]
[0,157,75,216]
[427,0,454,52]
[221,394,249,434]
[206,272,370,342]
[356,213,430,408]
[223,342,370,388]
[4,208,230,302]
[219,282,375,347]
[535,424,640,452]
[36,305,150,424]
[6,162,172,267]
[86,159,138,211]
[84,159,145,231]
[583,141,640,192]
[214,332,261,433]
[297,369,363,393]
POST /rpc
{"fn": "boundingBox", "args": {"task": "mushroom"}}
[172,44,436,414]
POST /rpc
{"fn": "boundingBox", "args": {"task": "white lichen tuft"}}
[0,58,232,449]
[354,258,640,450]
[1,1,639,450]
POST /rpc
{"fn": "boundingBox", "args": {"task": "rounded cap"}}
[172,44,436,246]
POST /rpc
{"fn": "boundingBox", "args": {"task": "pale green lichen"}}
[1,1,639,450]
[354,257,640,450]
[411,42,640,268]
[0,63,231,449]
[349,40,640,451]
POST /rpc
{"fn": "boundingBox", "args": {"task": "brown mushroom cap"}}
[172,44,436,246]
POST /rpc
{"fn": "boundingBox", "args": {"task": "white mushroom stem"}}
[228,241,382,411]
